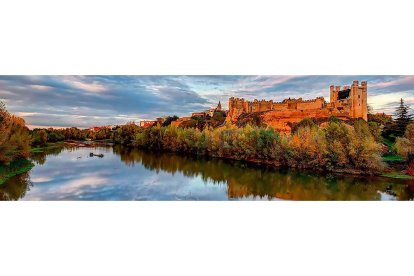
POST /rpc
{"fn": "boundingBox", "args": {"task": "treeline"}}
[113,119,384,174]
[30,127,113,146]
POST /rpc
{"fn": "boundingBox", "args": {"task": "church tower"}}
[216,100,222,111]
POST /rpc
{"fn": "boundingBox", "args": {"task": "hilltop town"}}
[140,80,369,133]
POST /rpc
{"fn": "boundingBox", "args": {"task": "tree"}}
[31,129,48,146]
[162,116,179,127]
[395,122,414,160]
[291,118,317,134]
[0,101,31,164]
[38,130,48,145]
[394,98,412,137]
[368,112,392,125]
[368,122,381,142]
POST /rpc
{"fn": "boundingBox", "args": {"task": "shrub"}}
[395,123,414,159]
[406,163,414,176]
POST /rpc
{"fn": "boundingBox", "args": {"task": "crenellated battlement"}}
[298,97,325,103]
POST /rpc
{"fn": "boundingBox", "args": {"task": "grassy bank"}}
[1,143,63,185]
[379,137,413,179]
[0,158,34,185]
[30,142,64,153]
[381,172,414,180]
[382,154,405,162]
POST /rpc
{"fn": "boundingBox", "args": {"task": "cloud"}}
[0,75,210,127]
[29,84,53,91]
[370,76,414,91]
[0,75,412,128]
[61,76,108,93]
[31,176,54,183]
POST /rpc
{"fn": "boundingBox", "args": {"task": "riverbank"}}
[381,155,413,180]
[0,158,34,185]
[30,142,65,153]
[1,142,64,185]
[123,143,381,176]
[381,172,414,180]
[2,144,412,201]
[201,150,413,178]
[64,140,113,147]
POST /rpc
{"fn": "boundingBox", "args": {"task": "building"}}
[191,112,207,117]
[156,117,167,124]
[191,101,223,118]
[88,126,112,132]
[228,81,368,122]
[89,126,103,132]
[206,100,222,116]
[139,120,157,128]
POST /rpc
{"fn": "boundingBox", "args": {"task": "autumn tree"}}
[31,129,48,146]
[0,101,31,164]
[395,122,414,161]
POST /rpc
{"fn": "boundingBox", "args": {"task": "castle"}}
[141,81,368,133]
[228,80,368,123]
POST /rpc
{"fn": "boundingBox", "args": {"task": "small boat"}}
[89,152,104,158]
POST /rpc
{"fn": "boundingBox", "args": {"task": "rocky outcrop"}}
[235,109,352,134]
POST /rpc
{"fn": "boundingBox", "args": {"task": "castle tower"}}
[228,97,249,122]
[350,80,368,121]
[329,80,368,121]
[330,85,337,103]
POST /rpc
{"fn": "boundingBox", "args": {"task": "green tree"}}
[38,130,48,145]
[394,98,412,137]
[368,122,381,142]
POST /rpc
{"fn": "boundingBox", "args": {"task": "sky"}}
[0,75,413,129]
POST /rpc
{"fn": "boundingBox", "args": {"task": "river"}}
[1,145,413,200]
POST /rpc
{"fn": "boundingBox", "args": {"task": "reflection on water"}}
[1,145,414,200]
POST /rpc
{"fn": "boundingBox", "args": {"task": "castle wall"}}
[228,81,368,125]
[296,97,324,110]
[272,102,289,110]
[249,100,273,112]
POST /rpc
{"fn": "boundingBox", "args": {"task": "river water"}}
[1,145,413,200]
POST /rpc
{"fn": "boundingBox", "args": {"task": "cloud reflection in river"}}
[0,145,410,201]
